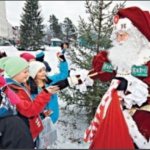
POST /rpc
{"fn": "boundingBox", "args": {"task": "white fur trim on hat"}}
[29,61,46,79]
[113,17,134,33]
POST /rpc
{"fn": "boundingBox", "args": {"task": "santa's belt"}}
[128,104,150,116]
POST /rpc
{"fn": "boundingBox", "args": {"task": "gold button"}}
[143,56,148,60]
[127,116,130,120]
[131,125,134,128]
[134,135,138,139]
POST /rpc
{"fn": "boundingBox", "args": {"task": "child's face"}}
[35,67,46,80]
[63,43,68,49]
[12,67,30,84]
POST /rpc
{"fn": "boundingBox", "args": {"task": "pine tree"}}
[62,17,77,42]
[43,25,52,45]
[20,0,45,51]
[59,0,126,122]
[48,14,62,39]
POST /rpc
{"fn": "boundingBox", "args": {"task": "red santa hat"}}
[113,6,150,42]
[20,52,35,62]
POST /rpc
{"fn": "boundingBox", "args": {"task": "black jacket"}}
[0,116,34,149]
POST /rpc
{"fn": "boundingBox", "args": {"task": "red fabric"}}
[0,68,4,73]
[0,75,20,105]
[92,51,109,71]
[87,50,150,147]
[133,110,150,141]
[6,87,20,105]
[20,53,35,62]
[0,75,6,87]
[89,51,116,82]
[138,61,150,104]
[90,90,134,149]
[117,6,150,41]
[8,84,52,139]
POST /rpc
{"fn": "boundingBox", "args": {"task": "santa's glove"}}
[56,52,66,62]
[116,75,148,109]
[53,75,82,90]
[113,77,128,92]
[53,79,69,90]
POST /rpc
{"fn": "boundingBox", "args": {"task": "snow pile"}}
[51,99,90,149]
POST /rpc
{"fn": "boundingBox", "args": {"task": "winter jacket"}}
[0,116,34,149]
[30,61,69,123]
[43,60,51,72]
[62,49,66,55]
[6,78,52,139]
[0,84,34,149]
[61,48,74,73]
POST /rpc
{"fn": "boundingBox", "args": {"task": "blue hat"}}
[36,50,44,58]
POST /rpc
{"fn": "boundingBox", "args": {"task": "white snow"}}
[51,38,62,42]
[0,45,91,149]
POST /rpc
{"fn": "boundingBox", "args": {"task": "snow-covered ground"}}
[0,45,90,149]
[0,45,61,75]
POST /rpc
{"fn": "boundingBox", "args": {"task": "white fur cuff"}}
[67,76,79,86]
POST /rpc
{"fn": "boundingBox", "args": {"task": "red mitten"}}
[92,51,109,72]
[89,51,116,82]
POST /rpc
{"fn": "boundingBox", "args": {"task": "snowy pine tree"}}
[48,14,63,39]
[62,17,77,42]
[20,0,45,51]
[59,0,126,122]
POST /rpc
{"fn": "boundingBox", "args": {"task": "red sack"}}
[90,90,134,149]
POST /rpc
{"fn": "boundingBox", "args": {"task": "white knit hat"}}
[29,61,46,79]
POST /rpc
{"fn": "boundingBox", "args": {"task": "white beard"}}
[108,35,142,73]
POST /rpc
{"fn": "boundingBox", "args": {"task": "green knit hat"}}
[0,56,29,78]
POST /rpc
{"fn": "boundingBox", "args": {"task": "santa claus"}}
[81,6,150,149]
[53,6,150,149]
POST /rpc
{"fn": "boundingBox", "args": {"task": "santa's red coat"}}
[88,50,150,148]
